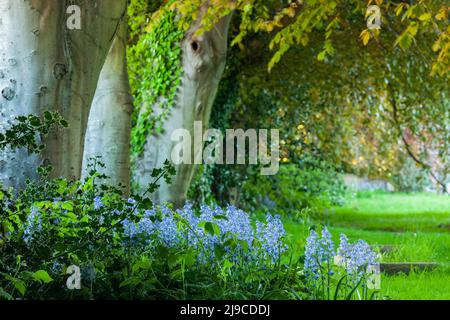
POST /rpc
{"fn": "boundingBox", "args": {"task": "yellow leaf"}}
[395,3,405,16]
[419,13,431,21]
[360,29,371,46]
[435,8,447,21]
[432,40,441,52]
[286,7,296,18]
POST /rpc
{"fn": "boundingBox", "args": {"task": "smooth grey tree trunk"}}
[133,13,233,206]
[82,19,132,194]
[0,0,127,189]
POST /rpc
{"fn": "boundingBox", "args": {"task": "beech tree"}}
[0,0,127,189]
[82,19,133,194]
[131,7,233,205]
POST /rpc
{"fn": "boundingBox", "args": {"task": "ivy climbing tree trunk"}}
[82,19,132,194]
[133,12,233,206]
[0,0,127,189]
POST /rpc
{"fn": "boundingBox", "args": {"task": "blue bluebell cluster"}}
[21,197,287,267]
[304,228,378,283]
[337,234,378,282]
[304,227,335,280]
[256,213,288,262]
[23,206,42,246]
[122,203,287,265]
[304,230,320,279]
[93,196,104,211]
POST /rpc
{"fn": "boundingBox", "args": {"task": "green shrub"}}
[242,156,346,217]
[0,159,304,300]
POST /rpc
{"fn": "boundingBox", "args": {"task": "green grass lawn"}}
[282,192,450,300]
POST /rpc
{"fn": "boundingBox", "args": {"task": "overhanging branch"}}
[388,82,449,195]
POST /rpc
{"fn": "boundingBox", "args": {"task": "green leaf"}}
[222,259,234,270]
[167,253,179,269]
[317,51,326,61]
[12,278,26,296]
[334,275,347,300]
[240,240,249,253]
[0,287,13,300]
[214,244,226,260]
[29,117,41,127]
[213,215,228,221]
[120,277,142,288]
[33,270,54,284]
[59,119,69,128]
[60,202,74,211]
[204,222,220,236]
[44,111,53,121]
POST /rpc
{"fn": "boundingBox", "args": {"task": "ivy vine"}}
[127,1,185,159]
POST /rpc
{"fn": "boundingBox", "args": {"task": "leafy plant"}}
[128,1,185,158]
[0,111,68,153]
[0,154,305,300]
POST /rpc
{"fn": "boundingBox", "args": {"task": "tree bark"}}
[133,12,233,206]
[82,19,132,194]
[0,0,127,189]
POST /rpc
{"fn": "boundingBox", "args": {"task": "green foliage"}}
[0,120,304,300]
[242,157,346,217]
[0,161,306,299]
[0,158,177,299]
[391,157,432,193]
[128,2,185,158]
[0,111,68,154]
[231,20,449,183]
[154,1,448,76]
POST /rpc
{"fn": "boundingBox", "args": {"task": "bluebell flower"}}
[256,214,287,263]
[337,234,350,258]
[123,218,139,239]
[93,196,104,210]
[303,227,336,284]
[119,202,288,267]
[304,230,321,280]
[336,234,378,282]
[126,198,138,210]
[23,206,42,245]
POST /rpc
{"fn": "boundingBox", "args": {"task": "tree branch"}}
[388,82,449,195]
